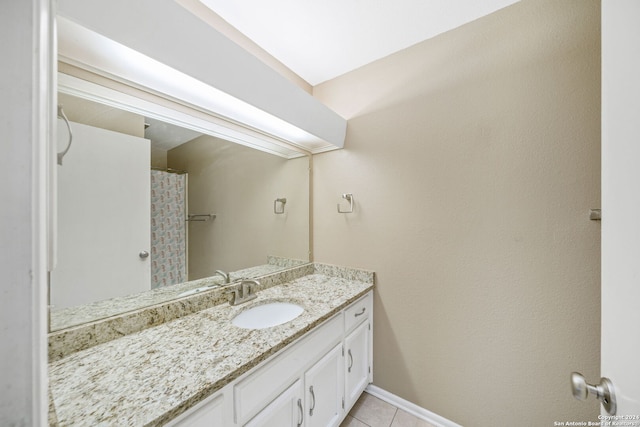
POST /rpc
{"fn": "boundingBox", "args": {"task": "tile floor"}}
[342,392,437,427]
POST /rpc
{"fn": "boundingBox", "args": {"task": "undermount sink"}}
[232,302,304,330]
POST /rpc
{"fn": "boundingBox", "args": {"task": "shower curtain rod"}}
[151,167,188,175]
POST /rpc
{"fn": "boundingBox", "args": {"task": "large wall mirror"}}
[50,70,311,332]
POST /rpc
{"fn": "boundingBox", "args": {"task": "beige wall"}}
[150,146,168,169]
[168,135,309,280]
[312,0,601,425]
[57,91,144,138]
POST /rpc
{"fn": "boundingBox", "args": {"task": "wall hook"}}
[274,198,287,214]
[337,193,354,213]
[57,105,73,166]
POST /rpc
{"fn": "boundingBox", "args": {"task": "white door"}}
[51,121,150,309]
[244,380,304,427]
[345,321,370,411]
[601,0,640,417]
[304,344,344,427]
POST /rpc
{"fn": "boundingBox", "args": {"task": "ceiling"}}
[198,0,520,86]
[144,117,202,151]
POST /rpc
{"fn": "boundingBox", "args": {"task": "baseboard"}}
[364,385,463,427]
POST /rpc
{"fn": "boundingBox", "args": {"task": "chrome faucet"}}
[214,269,230,284]
[227,279,259,306]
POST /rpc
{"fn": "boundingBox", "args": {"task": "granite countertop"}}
[50,261,299,331]
[49,273,373,426]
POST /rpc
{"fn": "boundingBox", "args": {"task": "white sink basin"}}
[232,302,304,329]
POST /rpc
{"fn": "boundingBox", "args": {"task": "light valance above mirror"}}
[57,0,347,154]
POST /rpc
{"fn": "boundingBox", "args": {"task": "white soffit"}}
[57,73,306,159]
[56,0,346,153]
[199,0,521,86]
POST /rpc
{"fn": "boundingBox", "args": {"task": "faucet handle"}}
[225,288,240,305]
[227,280,259,306]
[241,279,260,295]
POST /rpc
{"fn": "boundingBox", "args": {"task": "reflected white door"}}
[51,121,150,309]
[601,0,640,417]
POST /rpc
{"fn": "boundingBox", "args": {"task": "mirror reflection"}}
[50,91,310,331]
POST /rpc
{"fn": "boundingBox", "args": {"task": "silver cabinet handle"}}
[348,349,353,373]
[571,372,617,415]
[309,385,315,416]
[354,308,366,317]
[139,251,149,259]
[297,398,304,426]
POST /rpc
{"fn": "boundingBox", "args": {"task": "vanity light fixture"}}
[56,13,346,156]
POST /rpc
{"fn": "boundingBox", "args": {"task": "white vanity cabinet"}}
[166,384,233,427]
[235,314,343,425]
[304,343,344,427]
[244,380,304,427]
[343,292,373,412]
[246,344,345,427]
[344,321,371,411]
[171,290,373,427]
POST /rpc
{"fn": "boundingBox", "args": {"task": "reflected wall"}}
[169,135,309,280]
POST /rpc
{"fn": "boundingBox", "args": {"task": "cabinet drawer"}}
[344,292,372,333]
[170,394,224,427]
[167,383,231,427]
[234,314,342,424]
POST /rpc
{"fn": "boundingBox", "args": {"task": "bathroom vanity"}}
[170,288,372,426]
[48,264,374,426]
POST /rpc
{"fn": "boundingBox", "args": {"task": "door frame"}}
[0,0,53,425]
[601,0,640,416]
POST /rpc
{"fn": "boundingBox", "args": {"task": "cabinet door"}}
[304,344,344,427]
[234,314,342,424]
[245,380,304,427]
[344,320,370,411]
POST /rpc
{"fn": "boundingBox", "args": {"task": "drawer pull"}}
[309,385,315,416]
[354,308,366,317]
[348,349,353,373]
[297,398,304,426]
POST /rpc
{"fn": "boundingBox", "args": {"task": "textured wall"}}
[312,0,601,425]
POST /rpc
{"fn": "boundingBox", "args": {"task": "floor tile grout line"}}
[348,392,401,427]
[355,415,371,427]
[388,407,399,427]
[352,414,373,427]
[351,406,398,427]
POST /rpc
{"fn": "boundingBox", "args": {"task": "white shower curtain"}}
[150,170,187,289]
